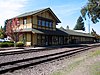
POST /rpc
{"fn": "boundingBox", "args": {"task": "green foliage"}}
[81,0,100,23]
[60,26,64,30]
[90,62,100,75]
[4,20,8,32]
[0,27,6,39]
[0,42,14,47]
[91,28,100,41]
[16,41,24,47]
[74,16,85,31]
[66,25,69,29]
[90,49,100,57]
[51,58,83,75]
[0,42,9,47]
[8,43,14,47]
[0,41,24,47]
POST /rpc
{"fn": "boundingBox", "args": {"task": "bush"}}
[4,41,14,43]
[0,42,14,47]
[16,42,24,47]
[8,43,14,47]
[0,41,24,47]
[0,42,9,47]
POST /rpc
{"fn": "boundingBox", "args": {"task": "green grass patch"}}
[51,50,100,75]
[89,62,100,75]
[52,71,63,75]
[51,60,83,75]
[89,50,100,57]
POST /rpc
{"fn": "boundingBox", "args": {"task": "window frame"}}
[49,21,53,28]
[38,19,41,26]
[37,16,53,28]
[42,20,45,26]
[23,17,27,25]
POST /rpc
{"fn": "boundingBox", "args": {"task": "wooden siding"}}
[17,10,57,31]
[18,16,32,29]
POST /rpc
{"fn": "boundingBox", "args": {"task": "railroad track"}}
[0,44,90,56]
[0,44,99,74]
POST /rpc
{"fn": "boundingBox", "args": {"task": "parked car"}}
[0,39,5,42]
[4,38,10,42]
[0,38,11,42]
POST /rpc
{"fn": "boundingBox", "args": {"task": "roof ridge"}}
[58,28,94,37]
[14,7,61,23]
[16,7,49,17]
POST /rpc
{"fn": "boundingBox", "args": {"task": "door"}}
[48,36,52,46]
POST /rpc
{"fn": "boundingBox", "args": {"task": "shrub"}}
[0,43,2,47]
[4,41,14,43]
[8,43,14,47]
[0,42,9,47]
[0,42,14,47]
[16,41,24,47]
[0,41,24,47]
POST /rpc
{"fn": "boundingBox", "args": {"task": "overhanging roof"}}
[59,28,94,37]
[19,28,68,36]
[19,28,94,38]
[32,28,68,36]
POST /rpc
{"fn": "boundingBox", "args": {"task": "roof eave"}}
[46,8,61,23]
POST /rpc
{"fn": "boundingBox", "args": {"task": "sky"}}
[0,0,100,34]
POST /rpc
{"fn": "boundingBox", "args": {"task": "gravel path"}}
[1,46,100,75]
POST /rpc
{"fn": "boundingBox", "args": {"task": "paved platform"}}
[0,43,99,53]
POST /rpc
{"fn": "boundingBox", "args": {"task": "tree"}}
[91,28,100,42]
[0,26,6,39]
[6,18,22,47]
[0,28,4,39]
[4,20,9,32]
[66,25,69,29]
[81,0,100,23]
[60,26,65,30]
[74,16,85,31]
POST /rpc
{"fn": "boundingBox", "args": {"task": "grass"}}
[51,50,100,75]
[51,59,83,75]
[89,50,100,75]
[89,62,100,75]
[52,71,63,75]
[89,50,100,57]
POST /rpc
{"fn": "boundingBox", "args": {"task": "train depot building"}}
[6,8,95,46]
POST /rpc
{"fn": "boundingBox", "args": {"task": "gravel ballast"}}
[1,46,100,75]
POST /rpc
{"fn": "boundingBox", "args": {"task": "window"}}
[46,21,49,27]
[38,19,41,25]
[59,37,64,45]
[37,17,53,28]
[37,35,41,45]
[16,19,20,27]
[23,17,27,25]
[52,36,58,45]
[42,20,45,26]
[49,22,53,28]
[23,34,26,44]
[41,35,45,45]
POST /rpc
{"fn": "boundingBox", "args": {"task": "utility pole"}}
[88,19,90,34]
